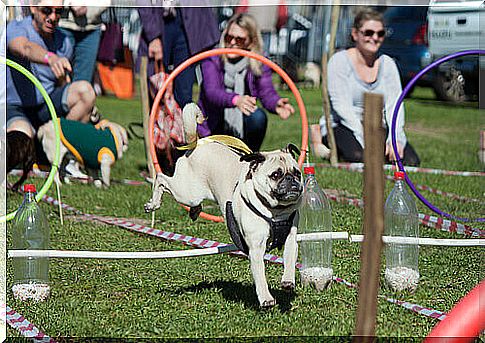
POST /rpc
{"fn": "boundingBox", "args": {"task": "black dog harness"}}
[225,198,297,255]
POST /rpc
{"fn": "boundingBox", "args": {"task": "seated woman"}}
[314,8,420,166]
[197,13,294,152]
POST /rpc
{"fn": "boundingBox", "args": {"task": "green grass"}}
[6,86,484,339]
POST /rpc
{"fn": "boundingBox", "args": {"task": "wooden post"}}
[321,2,340,166]
[7,1,15,22]
[139,56,155,179]
[354,93,385,340]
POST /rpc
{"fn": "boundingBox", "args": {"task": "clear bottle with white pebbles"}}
[11,184,50,302]
[384,172,420,292]
[299,166,333,291]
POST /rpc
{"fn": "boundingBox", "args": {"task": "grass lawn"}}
[5,85,484,340]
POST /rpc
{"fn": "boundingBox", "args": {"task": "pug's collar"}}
[255,189,296,211]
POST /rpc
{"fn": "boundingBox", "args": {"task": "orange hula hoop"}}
[149,48,309,223]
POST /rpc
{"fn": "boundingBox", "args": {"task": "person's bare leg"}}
[65,80,95,123]
[310,124,330,159]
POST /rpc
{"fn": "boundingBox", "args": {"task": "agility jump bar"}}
[9,233,483,259]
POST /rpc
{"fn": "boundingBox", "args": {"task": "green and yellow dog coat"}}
[58,118,122,169]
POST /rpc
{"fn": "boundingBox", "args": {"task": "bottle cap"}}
[394,171,405,180]
[303,166,315,175]
[23,184,36,193]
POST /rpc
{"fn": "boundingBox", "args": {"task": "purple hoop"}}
[391,49,485,223]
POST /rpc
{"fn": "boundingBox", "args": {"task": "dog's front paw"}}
[281,280,295,292]
[144,199,160,213]
[260,298,276,309]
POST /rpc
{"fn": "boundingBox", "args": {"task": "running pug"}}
[145,103,303,309]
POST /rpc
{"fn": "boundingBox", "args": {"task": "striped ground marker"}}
[384,175,483,204]
[324,193,484,238]
[316,162,485,177]
[6,305,55,342]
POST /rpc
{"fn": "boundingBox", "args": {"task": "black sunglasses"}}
[39,7,64,16]
[224,34,249,47]
[359,29,386,38]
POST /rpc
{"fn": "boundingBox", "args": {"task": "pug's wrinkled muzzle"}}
[274,175,303,201]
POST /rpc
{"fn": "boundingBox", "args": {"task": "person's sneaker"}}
[59,153,88,182]
[90,106,101,125]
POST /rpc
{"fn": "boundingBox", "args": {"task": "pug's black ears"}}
[241,153,266,180]
[240,152,266,164]
[284,143,300,160]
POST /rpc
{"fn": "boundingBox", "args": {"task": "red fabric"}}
[236,0,288,30]
[235,0,249,14]
[149,69,185,164]
[276,0,288,30]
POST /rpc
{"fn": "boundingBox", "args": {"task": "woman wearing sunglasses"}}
[197,13,294,152]
[313,7,420,166]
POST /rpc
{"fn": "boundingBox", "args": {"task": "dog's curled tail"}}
[182,103,205,147]
[179,103,252,155]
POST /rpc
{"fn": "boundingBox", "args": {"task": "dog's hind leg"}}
[11,152,34,192]
[100,154,114,187]
[281,225,298,291]
[8,131,36,191]
[189,205,202,221]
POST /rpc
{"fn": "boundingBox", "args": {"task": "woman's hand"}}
[148,38,163,62]
[275,98,295,120]
[235,95,257,115]
[386,142,404,162]
[47,53,72,83]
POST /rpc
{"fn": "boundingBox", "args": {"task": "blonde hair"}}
[221,13,263,76]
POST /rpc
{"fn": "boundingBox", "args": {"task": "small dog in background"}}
[303,62,321,88]
[37,118,128,187]
[145,103,303,308]
[6,130,36,191]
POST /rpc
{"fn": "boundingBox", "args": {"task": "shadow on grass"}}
[176,280,296,313]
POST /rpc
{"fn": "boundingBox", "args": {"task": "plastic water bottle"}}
[384,171,420,292]
[299,166,333,290]
[11,184,50,301]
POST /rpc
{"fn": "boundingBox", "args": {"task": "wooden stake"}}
[354,93,385,340]
[321,2,340,166]
[55,181,64,226]
[140,56,155,179]
[139,57,157,229]
[8,1,15,22]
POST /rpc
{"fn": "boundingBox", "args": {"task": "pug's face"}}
[241,144,303,208]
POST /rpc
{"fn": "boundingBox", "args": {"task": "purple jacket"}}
[198,55,281,135]
[137,3,220,76]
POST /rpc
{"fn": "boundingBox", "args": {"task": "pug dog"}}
[37,118,128,187]
[145,103,303,308]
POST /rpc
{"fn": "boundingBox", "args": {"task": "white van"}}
[427,0,484,102]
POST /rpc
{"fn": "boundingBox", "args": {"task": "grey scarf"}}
[224,57,248,139]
